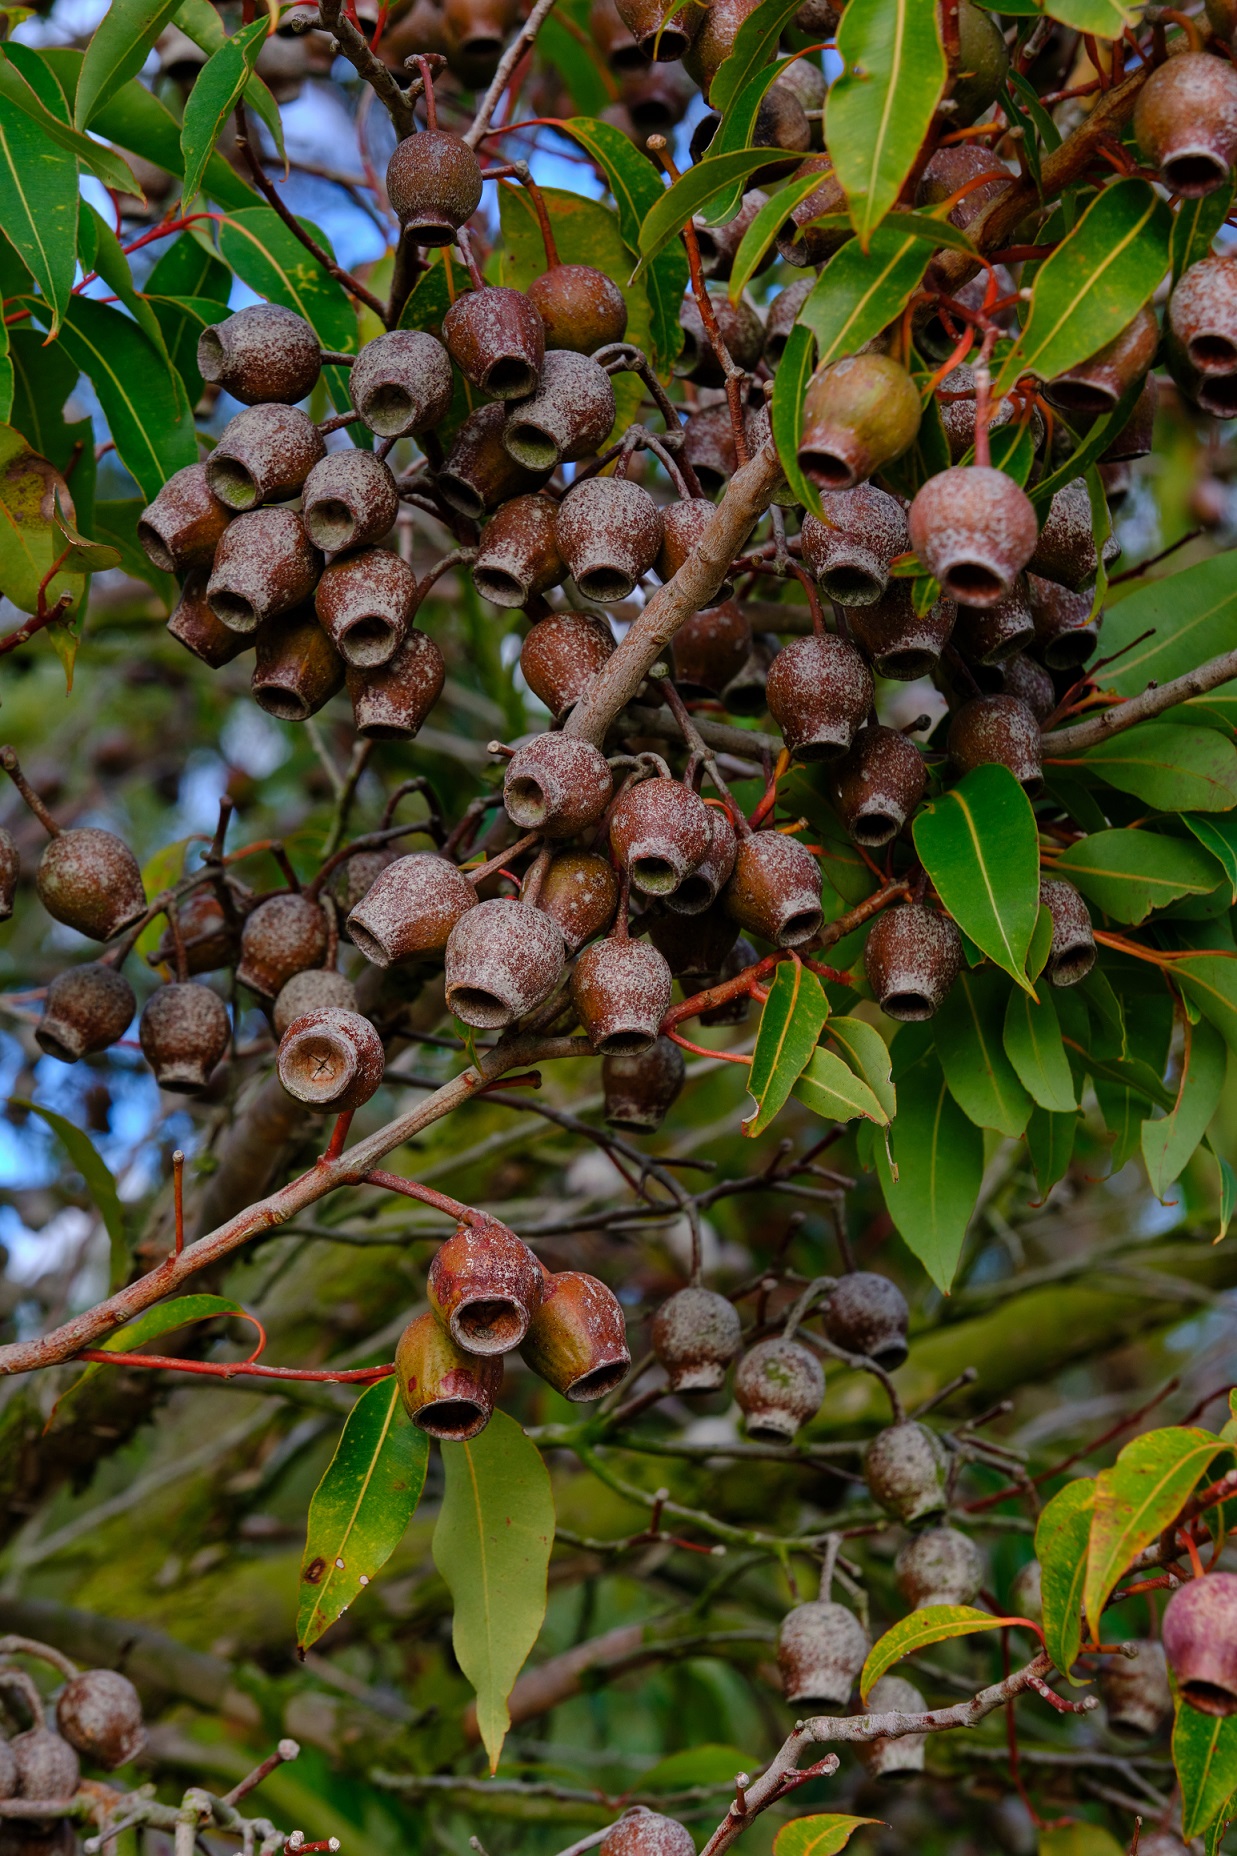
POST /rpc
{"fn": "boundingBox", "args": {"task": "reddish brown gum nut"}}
[385,128,483,241]
[778,1601,867,1706]
[1002,650,1057,721]
[669,601,750,697]
[207,508,323,634]
[829,725,927,850]
[657,500,734,603]
[682,401,738,497]
[1163,1572,1237,1716]
[603,1034,685,1130]
[799,353,921,491]
[1045,304,1159,419]
[538,850,618,952]
[527,264,629,356]
[1101,459,1134,509]
[395,1308,501,1439]
[652,1285,742,1392]
[766,633,874,762]
[864,903,963,1022]
[916,142,1013,229]
[520,1269,630,1400]
[428,1217,543,1354]
[0,826,17,920]
[726,640,776,718]
[1166,326,1237,418]
[572,935,673,1054]
[1027,574,1098,671]
[349,852,476,965]
[1135,51,1237,195]
[474,494,565,608]
[860,1675,927,1778]
[333,848,394,928]
[252,603,345,721]
[138,463,231,573]
[666,805,737,916]
[153,886,241,976]
[167,572,250,668]
[237,892,329,997]
[504,734,614,838]
[273,967,357,1037]
[948,693,1043,793]
[609,777,711,898]
[693,189,769,282]
[205,403,326,513]
[503,351,617,471]
[846,580,957,680]
[439,403,553,521]
[822,1270,910,1367]
[302,449,399,553]
[700,933,758,1026]
[1099,1641,1172,1738]
[37,964,135,1063]
[556,477,664,603]
[445,896,566,1028]
[864,1420,950,1523]
[735,1334,824,1440]
[351,329,455,439]
[443,285,546,401]
[613,0,693,57]
[1170,254,1237,375]
[56,1671,144,1770]
[1103,373,1159,462]
[801,485,909,608]
[937,363,1023,463]
[674,293,764,388]
[765,276,814,364]
[896,1526,985,1609]
[443,0,518,85]
[777,158,850,267]
[315,547,416,669]
[680,0,760,89]
[521,611,615,715]
[908,465,1038,609]
[1040,875,1096,987]
[953,580,1035,667]
[723,831,822,948]
[196,303,321,405]
[277,1005,385,1111]
[599,1813,695,1856]
[1029,477,1119,592]
[139,981,230,1092]
[648,902,739,977]
[37,828,146,942]
[348,630,445,740]
[12,1729,80,1801]
[590,0,643,74]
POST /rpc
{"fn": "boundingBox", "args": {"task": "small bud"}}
[723,831,822,949]
[735,1334,824,1440]
[351,329,455,439]
[444,896,566,1028]
[573,935,673,1055]
[347,852,476,967]
[396,1309,501,1439]
[197,304,321,405]
[864,903,963,1022]
[777,1600,868,1705]
[520,1269,631,1400]
[652,1285,742,1392]
[140,981,230,1093]
[427,1217,544,1354]
[864,1421,950,1524]
[37,964,136,1063]
[277,1007,385,1111]
[766,633,874,763]
[603,1035,685,1132]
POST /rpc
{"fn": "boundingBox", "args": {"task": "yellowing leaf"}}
[773,1816,883,1856]
[1035,1478,1093,1677]
[861,1605,1026,1702]
[1084,1428,1229,1635]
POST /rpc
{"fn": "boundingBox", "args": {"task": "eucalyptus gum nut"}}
[668,600,750,695]
[315,547,416,668]
[777,54,826,119]
[765,633,874,763]
[1099,374,1158,463]
[863,904,963,1023]
[860,1674,928,1778]
[603,1034,685,1130]
[1163,1573,1237,1716]
[692,190,770,282]
[56,1669,145,1770]
[613,0,694,58]
[681,0,763,95]
[908,466,1038,609]
[273,967,357,1037]
[1001,651,1057,722]
[538,850,619,953]
[610,778,712,898]
[829,727,927,850]
[520,611,616,714]
[674,293,764,388]
[723,831,822,948]
[622,61,694,136]
[865,1421,951,1524]
[443,285,546,400]
[744,82,813,183]
[252,603,345,721]
[350,329,454,438]
[600,1811,695,1856]
[445,896,566,1028]
[196,303,321,405]
[237,893,329,998]
[1028,477,1119,593]
[700,935,757,1026]
[801,486,909,607]
[427,1217,543,1354]
[167,572,250,668]
[139,981,230,1092]
[1135,52,1237,196]
[948,693,1043,793]
[152,885,244,976]
[205,403,325,513]
[277,1006,385,1111]
[765,276,815,365]
[953,581,1036,667]
[916,142,1014,229]
[37,828,146,942]
[503,351,616,471]
[12,1730,79,1802]
[1170,254,1237,375]
[347,629,446,740]
[503,733,615,838]
[777,1601,867,1705]
[1164,326,1237,418]
[0,826,17,919]
[777,157,850,267]
[734,1335,824,1440]
[37,964,136,1063]
[682,402,738,497]
[1045,305,1159,419]
[1039,876,1096,988]
[722,634,775,715]
[798,353,921,491]
[385,127,483,241]
[347,852,476,966]
[138,462,231,573]
[527,264,629,355]
[1011,1558,1042,1618]
[846,581,957,681]
[1099,1640,1172,1739]
[821,1271,910,1367]
[648,903,739,977]
[301,449,400,553]
[520,1269,630,1400]
[207,508,323,633]
[658,501,734,604]
[896,1526,986,1609]
[950,0,1008,121]
[1027,574,1098,671]
[937,363,1023,463]
[395,1309,501,1439]
[474,494,565,607]
[572,935,673,1055]
[652,1286,742,1392]
[793,0,837,32]
[665,805,738,916]
[589,0,643,69]
[556,477,664,603]
[1100,459,1134,511]
[442,0,518,84]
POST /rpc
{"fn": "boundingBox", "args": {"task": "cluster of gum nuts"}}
[0,1654,145,1842]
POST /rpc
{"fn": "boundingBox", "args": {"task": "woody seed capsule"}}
[427,1216,544,1354]
[445,896,565,1028]
[610,777,711,898]
[37,827,146,942]
[909,466,1038,609]
[206,403,326,512]
[197,303,321,404]
[386,128,484,242]
[864,1420,950,1523]
[652,1285,742,1392]
[521,611,615,715]
[503,733,614,838]
[139,981,230,1092]
[348,630,445,740]
[350,329,455,439]
[237,893,329,998]
[864,903,963,1022]
[316,547,417,668]
[765,633,874,762]
[396,1309,501,1440]
[277,1007,385,1112]
[538,850,618,952]
[1040,876,1096,987]
[801,485,909,607]
[503,351,617,472]
[723,831,822,948]
[301,449,400,553]
[207,508,323,634]
[443,285,546,401]
[829,726,926,850]
[252,603,345,721]
[556,476,664,604]
[777,1601,868,1705]
[521,1268,631,1400]
[603,1035,685,1132]
[734,1334,824,1440]
[37,964,136,1063]
[572,935,673,1055]
[138,463,231,573]
[474,495,565,608]
[349,852,476,965]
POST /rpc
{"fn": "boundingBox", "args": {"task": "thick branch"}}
[1044,645,1237,754]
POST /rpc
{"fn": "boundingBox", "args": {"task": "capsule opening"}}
[484,357,540,400]
[1179,1680,1237,1719]
[414,1396,489,1439]
[208,590,259,633]
[944,562,1006,605]
[449,985,515,1028]
[504,422,560,471]
[137,520,176,573]
[1162,151,1229,197]
[566,1359,630,1401]
[474,566,527,607]
[361,383,418,437]
[340,613,399,667]
[777,905,824,947]
[306,498,358,551]
[800,448,858,492]
[881,988,935,1022]
[454,1297,526,1352]
[254,683,312,723]
[822,562,884,605]
[576,565,636,603]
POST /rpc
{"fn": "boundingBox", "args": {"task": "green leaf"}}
[1003,986,1076,1113]
[297,1376,429,1654]
[0,47,140,194]
[745,958,829,1136]
[433,1410,555,1774]
[85,203,165,350]
[860,1606,1023,1703]
[0,97,77,335]
[51,486,119,577]
[773,1817,883,1856]
[0,424,85,616]
[793,1044,887,1126]
[798,224,933,370]
[1185,814,1237,906]
[636,148,783,272]
[874,1049,983,1292]
[827,1015,896,1121]
[149,293,228,405]
[1084,1427,1229,1633]
[1027,1106,1077,1197]
[89,73,258,210]
[218,207,357,412]
[1142,1015,1227,1198]
[1052,829,1223,926]
[146,229,233,303]
[172,0,284,159]
[1038,1828,1125,1856]
[771,321,823,515]
[63,1292,253,1405]
[1072,723,1237,814]
[1176,1704,1237,1841]
[1041,0,1140,36]
[711,0,804,116]
[0,318,10,428]
[1171,180,1233,286]
[826,0,946,246]
[640,1746,754,1792]
[728,171,821,304]
[180,17,268,207]
[1035,1477,1093,1676]
[75,0,182,128]
[995,180,1171,394]
[1093,551,1237,700]
[12,1099,127,1288]
[911,764,1040,989]
[934,966,1032,1137]
[1170,952,1237,1061]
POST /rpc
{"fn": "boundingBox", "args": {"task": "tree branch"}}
[465,0,560,147]
[1043,645,1237,754]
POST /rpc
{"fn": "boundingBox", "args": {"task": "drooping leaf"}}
[772,1817,883,1856]
[1176,1704,1237,1841]
[874,1050,983,1292]
[298,1376,429,1654]
[1072,723,1237,814]
[771,321,822,515]
[180,17,268,207]
[934,966,1032,1138]
[826,0,946,246]
[1035,1477,1093,1676]
[793,1044,887,1126]
[710,0,805,116]
[11,1099,128,1288]
[797,224,933,370]
[1003,986,1077,1114]
[1084,1427,1229,1634]
[75,0,182,128]
[0,425,86,616]
[1185,815,1237,906]
[0,97,77,335]
[51,487,119,577]
[636,148,786,272]
[89,72,258,210]
[1170,951,1237,1060]
[728,171,821,304]
[860,1606,1025,1703]
[146,229,233,303]
[744,958,829,1136]
[1142,1015,1227,1198]
[1027,1106,1078,1197]
[827,1015,896,1121]
[1171,180,1234,285]
[171,0,284,159]
[1051,829,1223,925]
[433,1409,555,1773]
[911,764,1040,990]
[1088,550,1237,700]
[0,47,140,194]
